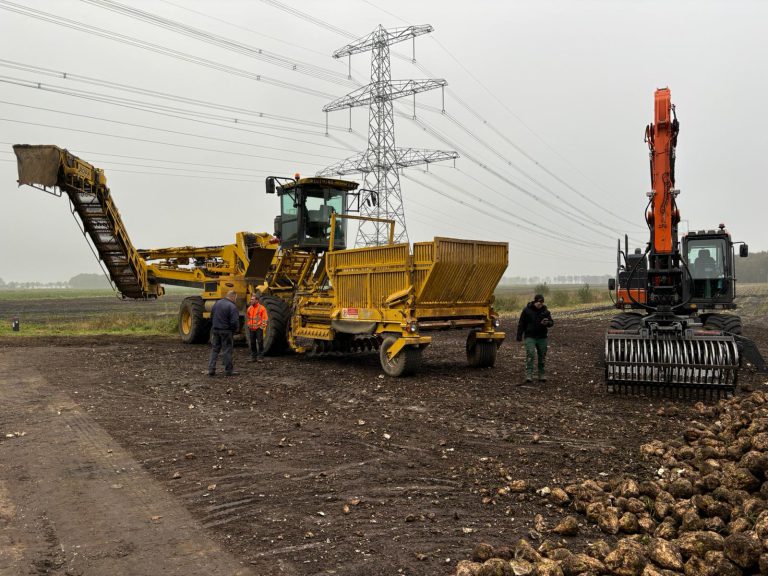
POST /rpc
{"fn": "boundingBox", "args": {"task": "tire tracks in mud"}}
[0,349,254,576]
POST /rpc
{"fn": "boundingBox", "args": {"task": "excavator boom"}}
[646,88,679,255]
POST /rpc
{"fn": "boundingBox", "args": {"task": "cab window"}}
[686,238,727,299]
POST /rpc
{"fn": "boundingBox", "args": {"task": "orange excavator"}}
[606,88,764,394]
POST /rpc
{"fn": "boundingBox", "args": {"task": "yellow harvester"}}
[13,144,507,376]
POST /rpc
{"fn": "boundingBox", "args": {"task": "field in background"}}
[0,289,195,336]
[2,284,765,337]
[495,283,613,313]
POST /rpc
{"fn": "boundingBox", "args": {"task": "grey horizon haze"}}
[1,0,765,283]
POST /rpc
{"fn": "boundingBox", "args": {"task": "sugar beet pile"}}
[456,389,768,576]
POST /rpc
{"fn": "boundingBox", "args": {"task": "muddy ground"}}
[0,310,766,575]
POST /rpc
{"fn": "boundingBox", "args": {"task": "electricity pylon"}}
[319,24,458,246]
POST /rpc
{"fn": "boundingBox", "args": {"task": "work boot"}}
[225,371,240,377]
[207,372,215,377]
[525,377,533,384]
[538,374,547,382]
[248,357,257,363]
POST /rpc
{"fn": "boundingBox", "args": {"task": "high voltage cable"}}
[0,1,338,99]
[0,78,352,148]
[405,113,614,242]
[81,0,357,87]
[359,0,631,229]
[3,0,631,250]
[407,61,640,230]
[0,118,330,168]
[0,59,351,133]
[260,0,357,40]
[0,144,270,174]
[0,100,344,162]
[403,170,608,254]
[0,156,264,183]
[429,35,629,216]
[266,0,638,235]
[157,0,340,59]
[412,167,606,250]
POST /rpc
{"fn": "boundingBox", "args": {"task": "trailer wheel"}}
[179,296,211,344]
[380,335,422,377]
[260,295,290,355]
[467,339,497,368]
[609,312,643,331]
[705,313,742,336]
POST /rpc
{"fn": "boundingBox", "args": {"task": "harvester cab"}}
[605,88,764,395]
[267,176,359,252]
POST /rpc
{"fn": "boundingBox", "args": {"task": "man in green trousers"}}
[516,294,555,383]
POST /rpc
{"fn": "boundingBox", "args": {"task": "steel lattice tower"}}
[319,25,458,246]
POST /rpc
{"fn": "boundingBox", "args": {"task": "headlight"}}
[408,321,419,333]
[493,318,501,328]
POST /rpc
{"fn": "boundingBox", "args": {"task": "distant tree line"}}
[502,274,612,286]
[0,273,111,290]
[736,250,768,283]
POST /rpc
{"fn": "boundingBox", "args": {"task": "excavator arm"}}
[645,88,680,255]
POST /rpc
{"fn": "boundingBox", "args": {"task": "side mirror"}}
[739,244,749,257]
[608,278,616,291]
[265,177,275,195]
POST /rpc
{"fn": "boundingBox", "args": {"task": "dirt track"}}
[0,317,766,575]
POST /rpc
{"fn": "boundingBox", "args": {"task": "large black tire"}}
[260,295,290,355]
[466,332,497,368]
[609,312,643,331]
[178,296,211,344]
[379,335,423,377]
[704,313,743,335]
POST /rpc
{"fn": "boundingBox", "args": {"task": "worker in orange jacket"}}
[246,293,268,362]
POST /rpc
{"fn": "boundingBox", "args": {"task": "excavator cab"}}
[682,226,745,308]
[267,176,359,251]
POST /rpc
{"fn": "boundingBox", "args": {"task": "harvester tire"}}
[467,337,497,368]
[178,296,211,344]
[260,295,290,356]
[380,335,422,377]
[705,313,743,336]
[609,313,643,331]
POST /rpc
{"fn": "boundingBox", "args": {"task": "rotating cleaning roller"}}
[605,330,739,393]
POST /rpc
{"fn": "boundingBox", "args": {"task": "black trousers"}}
[208,330,234,374]
[249,328,264,358]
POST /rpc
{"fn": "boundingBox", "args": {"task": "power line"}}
[0,117,331,168]
[0,59,353,133]
[0,100,345,162]
[81,0,356,87]
[409,167,606,250]
[267,0,640,237]
[405,113,614,242]
[156,0,339,59]
[0,144,274,174]
[0,1,339,99]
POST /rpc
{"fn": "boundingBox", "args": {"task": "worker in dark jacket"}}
[516,294,554,383]
[207,290,240,377]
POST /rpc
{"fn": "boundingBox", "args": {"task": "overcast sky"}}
[1,0,766,283]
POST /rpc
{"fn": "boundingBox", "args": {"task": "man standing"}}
[246,293,268,362]
[208,290,240,377]
[516,294,554,383]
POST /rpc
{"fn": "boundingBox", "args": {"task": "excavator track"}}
[605,330,739,395]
